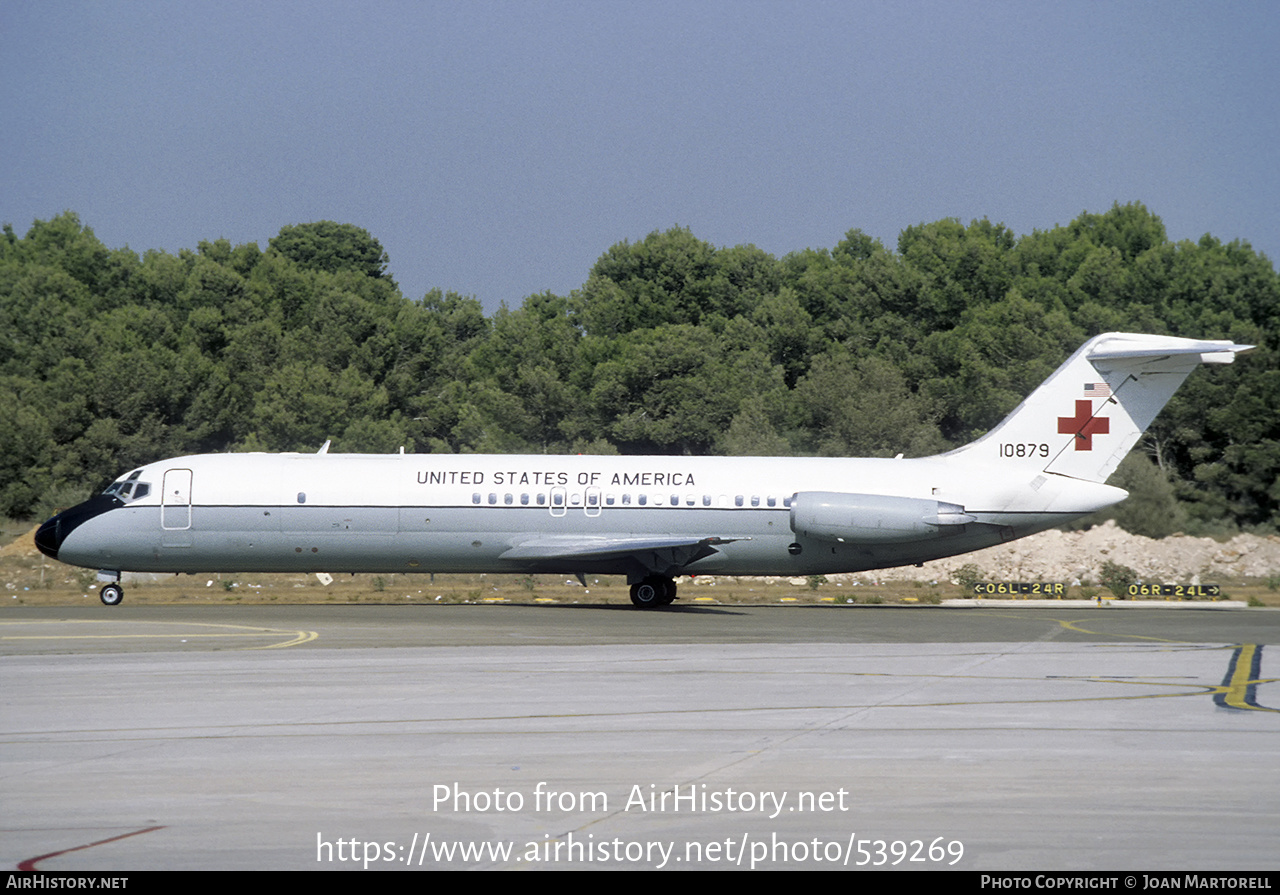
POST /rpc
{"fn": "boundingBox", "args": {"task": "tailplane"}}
[947,333,1253,484]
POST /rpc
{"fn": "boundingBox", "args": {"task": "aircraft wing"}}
[499,535,742,576]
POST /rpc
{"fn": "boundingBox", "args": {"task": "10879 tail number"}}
[999,443,1049,459]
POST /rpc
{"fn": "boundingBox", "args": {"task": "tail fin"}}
[947,333,1253,483]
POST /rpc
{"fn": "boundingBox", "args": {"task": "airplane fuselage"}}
[40,451,1120,579]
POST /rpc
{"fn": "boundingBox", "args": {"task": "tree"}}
[573,228,780,335]
[793,352,945,458]
[268,221,390,279]
[1067,202,1167,262]
[585,325,772,455]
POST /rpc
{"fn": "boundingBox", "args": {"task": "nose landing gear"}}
[99,583,124,606]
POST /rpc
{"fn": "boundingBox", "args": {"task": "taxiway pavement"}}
[3,604,1277,870]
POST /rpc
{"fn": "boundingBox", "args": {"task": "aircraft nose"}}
[33,494,122,563]
[35,516,63,559]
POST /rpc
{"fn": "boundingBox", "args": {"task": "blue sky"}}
[4,1,1277,313]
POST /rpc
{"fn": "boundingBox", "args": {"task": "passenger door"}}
[161,468,193,530]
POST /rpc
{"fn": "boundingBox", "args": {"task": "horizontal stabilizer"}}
[1086,335,1254,364]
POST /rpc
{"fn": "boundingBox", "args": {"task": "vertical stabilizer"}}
[948,333,1252,483]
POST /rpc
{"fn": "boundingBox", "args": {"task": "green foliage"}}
[573,227,780,335]
[720,397,792,457]
[793,352,945,457]
[586,324,778,454]
[1,206,1274,537]
[269,221,389,279]
[1099,561,1138,599]
[953,564,984,591]
[1110,455,1188,538]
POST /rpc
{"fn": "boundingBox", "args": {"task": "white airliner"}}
[35,332,1251,607]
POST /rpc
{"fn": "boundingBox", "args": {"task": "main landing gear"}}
[629,575,677,609]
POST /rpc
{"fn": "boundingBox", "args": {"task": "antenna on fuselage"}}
[317,440,331,455]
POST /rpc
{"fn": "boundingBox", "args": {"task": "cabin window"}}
[520,494,529,505]
[751,496,760,507]
[702,495,711,507]
[605,495,615,506]
[297,492,306,504]
[767,496,777,507]
[488,493,498,505]
[735,495,744,507]
[504,493,513,505]
[638,494,647,506]
[537,493,546,506]
[622,494,631,505]
[472,493,481,504]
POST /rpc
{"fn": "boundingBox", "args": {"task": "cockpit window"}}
[104,473,151,503]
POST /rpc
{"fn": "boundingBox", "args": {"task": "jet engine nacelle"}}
[789,491,974,544]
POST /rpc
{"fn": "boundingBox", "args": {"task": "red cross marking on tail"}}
[1057,399,1110,451]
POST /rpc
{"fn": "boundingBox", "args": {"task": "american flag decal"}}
[1083,382,1111,397]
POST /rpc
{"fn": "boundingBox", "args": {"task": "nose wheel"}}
[629,575,677,608]
[99,583,124,606]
